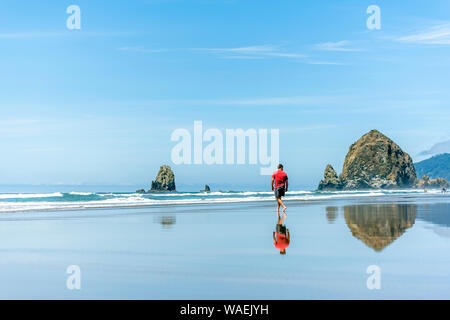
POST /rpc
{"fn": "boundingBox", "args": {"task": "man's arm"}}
[273,231,277,243]
[285,178,288,192]
[271,177,275,190]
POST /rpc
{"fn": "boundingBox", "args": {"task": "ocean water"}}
[0,188,446,213]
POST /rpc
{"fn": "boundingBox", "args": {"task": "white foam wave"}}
[0,192,63,199]
[68,192,94,196]
[0,189,445,213]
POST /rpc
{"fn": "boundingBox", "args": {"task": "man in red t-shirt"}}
[271,164,288,214]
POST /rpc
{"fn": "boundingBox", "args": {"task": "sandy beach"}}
[1,194,449,299]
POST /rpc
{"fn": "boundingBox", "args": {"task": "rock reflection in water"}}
[156,215,176,229]
[326,206,339,224]
[344,204,416,252]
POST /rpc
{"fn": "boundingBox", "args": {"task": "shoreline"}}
[0,189,448,214]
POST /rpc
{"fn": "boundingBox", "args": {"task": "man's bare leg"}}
[278,198,287,213]
[276,200,280,215]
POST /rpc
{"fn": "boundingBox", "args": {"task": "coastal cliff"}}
[415,153,450,181]
[319,130,417,190]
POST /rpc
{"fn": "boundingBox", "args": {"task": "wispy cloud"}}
[117,44,350,65]
[196,45,277,54]
[0,31,131,39]
[306,61,347,66]
[396,22,450,45]
[117,47,169,53]
[192,45,308,59]
[315,40,361,52]
[118,44,307,59]
[134,95,345,107]
[0,32,66,39]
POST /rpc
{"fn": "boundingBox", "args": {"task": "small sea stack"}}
[136,165,176,193]
[200,185,211,193]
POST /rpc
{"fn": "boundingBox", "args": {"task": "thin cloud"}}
[0,32,67,39]
[196,45,278,54]
[153,95,344,107]
[117,47,169,53]
[306,61,347,66]
[117,44,307,59]
[117,44,349,64]
[315,40,361,52]
[0,31,131,39]
[192,45,307,59]
[396,22,450,45]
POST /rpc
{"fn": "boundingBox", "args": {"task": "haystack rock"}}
[150,165,176,192]
[318,130,417,190]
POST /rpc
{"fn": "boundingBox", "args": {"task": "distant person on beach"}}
[273,213,290,255]
[272,164,288,214]
[443,187,447,194]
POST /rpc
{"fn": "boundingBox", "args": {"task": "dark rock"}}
[320,130,417,190]
[136,189,146,193]
[417,174,449,189]
[318,165,343,190]
[340,130,417,189]
[149,165,176,192]
[200,184,211,193]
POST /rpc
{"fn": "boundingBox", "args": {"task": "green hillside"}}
[415,153,450,181]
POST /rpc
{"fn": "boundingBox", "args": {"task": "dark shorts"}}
[276,224,287,235]
[275,186,285,198]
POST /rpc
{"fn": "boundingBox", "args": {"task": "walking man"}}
[271,164,288,214]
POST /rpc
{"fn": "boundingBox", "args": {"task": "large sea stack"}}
[150,165,176,192]
[319,130,417,190]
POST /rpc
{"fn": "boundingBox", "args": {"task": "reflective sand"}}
[0,195,449,299]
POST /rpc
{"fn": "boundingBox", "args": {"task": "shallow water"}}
[0,196,449,299]
[0,188,445,213]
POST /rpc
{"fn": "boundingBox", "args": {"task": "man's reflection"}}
[273,212,290,255]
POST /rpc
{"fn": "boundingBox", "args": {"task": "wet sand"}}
[0,196,450,299]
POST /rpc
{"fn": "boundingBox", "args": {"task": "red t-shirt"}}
[272,170,288,189]
[274,233,290,250]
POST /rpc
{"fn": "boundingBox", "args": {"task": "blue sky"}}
[1,0,450,190]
